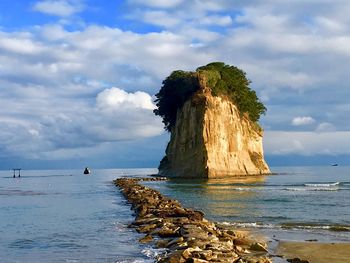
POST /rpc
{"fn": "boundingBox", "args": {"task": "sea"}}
[0,166,349,262]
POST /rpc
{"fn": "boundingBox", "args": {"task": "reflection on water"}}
[199,176,266,217]
[148,175,268,221]
[147,167,350,243]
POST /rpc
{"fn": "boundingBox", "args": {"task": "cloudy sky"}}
[0,0,349,169]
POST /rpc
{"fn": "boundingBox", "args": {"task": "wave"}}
[283,181,341,191]
[142,247,167,259]
[281,223,350,232]
[0,189,49,196]
[221,222,275,229]
[304,182,340,187]
[220,221,350,232]
[285,187,339,191]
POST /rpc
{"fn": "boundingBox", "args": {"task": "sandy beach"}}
[276,241,350,263]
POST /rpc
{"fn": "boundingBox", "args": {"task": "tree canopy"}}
[154,62,266,132]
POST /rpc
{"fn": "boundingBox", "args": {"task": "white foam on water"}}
[285,187,339,191]
[221,222,276,229]
[304,182,340,187]
[115,260,148,263]
[141,247,168,259]
[221,221,350,232]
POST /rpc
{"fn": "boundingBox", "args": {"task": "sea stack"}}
[154,62,270,178]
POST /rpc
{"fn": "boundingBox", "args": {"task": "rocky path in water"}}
[114,177,273,263]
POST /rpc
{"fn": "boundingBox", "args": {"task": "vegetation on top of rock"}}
[154,70,199,131]
[154,62,266,132]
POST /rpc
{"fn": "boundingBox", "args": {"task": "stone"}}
[157,226,180,237]
[249,242,268,252]
[166,237,184,248]
[287,258,310,263]
[188,259,210,263]
[234,238,255,247]
[114,177,272,263]
[182,246,202,259]
[139,234,153,243]
[156,240,169,248]
[136,223,158,233]
[160,250,186,263]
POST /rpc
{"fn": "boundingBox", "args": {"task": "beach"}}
[275,241,350,263]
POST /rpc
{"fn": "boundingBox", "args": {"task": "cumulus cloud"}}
[265,131,350,156]
[33,0,83,17]
[128,0,185,8]
[291,116,315,126]
[315,122,336,132]
[0,85,163,160]
[96,88,155,111]
[1,0,350,165]
[201,15,233,26]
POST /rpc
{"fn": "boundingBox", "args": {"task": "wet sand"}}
[276,241,350,263]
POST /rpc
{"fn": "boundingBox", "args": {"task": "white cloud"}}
[0,85,163,159]
[33,0,83,17]
[201,15,232,26]
[96,87,156,111]
[142,10,180,27]
[0,36,44,55]
[2,0,350,164]
[128,0,184,8]
[292,116,315,126]
[315,122,336,132]
[264,131,350,156]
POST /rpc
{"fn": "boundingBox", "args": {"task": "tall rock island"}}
[154,62,270,178]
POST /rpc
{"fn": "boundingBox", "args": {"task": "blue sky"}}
[1,0,350,170]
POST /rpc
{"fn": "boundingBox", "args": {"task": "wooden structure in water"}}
[13,168,21,178]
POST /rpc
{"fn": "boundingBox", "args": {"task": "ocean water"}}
[1,166,349,262]
[0,168,158,263]
[144,166,350,243]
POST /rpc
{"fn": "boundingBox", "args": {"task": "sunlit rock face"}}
[159,74,270,178]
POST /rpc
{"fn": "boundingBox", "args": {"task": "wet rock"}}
[233,238,255,247]
[136,223,158,233]
[114,177,272,263]
[156,239,169,248]
[182,246,202,259]
[159,250,186,263]
[166,237,184,248]
[188,258,210,263]
[139,234,153,243]
[157,225,180,237]
[249,242,268,252]
[287,258,310,263]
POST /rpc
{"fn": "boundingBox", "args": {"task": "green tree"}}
[154,70,199,131]
[154,62,266,131]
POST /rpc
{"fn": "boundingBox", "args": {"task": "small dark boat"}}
[84,167,91,174]
[331,164,338,166]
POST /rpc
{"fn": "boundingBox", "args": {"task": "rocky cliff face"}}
[159,74,270,178]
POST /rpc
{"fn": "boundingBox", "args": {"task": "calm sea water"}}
[144,166,350,243]
[0,168,158,263]
[1,166,349,262]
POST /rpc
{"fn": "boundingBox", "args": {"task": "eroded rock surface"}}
[159,75,270,178]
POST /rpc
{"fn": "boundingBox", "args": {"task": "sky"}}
[0,0,350,170]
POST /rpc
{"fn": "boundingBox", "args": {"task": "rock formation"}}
[155,62,271,178]
[115,177,272,262]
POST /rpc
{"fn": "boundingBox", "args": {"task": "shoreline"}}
[275,241,350,263]
[115,177,272,262]
[114,177,349,263]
